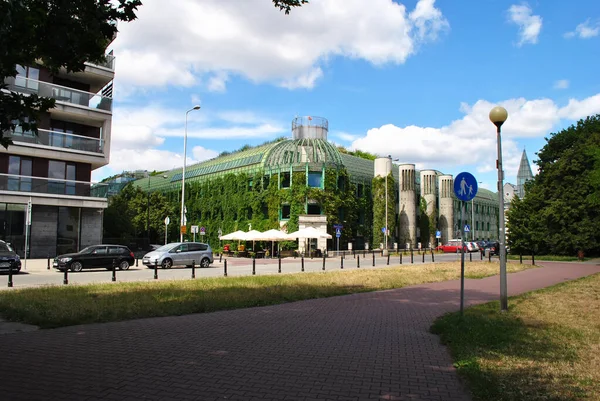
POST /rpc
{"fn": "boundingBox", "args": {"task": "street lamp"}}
[180,105,201,242]
[489,106,509,311]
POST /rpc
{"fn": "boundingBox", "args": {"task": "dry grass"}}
[0,261,534,328]
[432,273,600,400]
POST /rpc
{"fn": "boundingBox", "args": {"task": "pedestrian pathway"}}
[0,261,598,400]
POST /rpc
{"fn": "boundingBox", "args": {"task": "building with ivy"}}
[134,116,499,251]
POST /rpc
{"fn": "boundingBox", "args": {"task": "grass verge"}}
[507,254,585,262]
[0,261,535,329]
[431,273,600,401]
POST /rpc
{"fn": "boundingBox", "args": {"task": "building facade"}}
[0,56,114,257]
[134,116,500,251]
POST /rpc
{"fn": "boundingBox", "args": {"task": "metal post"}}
[432,251,435,263]
[422,252,425,263]
[372,252,375,267]
[519,253,522,264]
[63,268,68,285]
[278,254,281,273]
[411,249,414,264]
[469,252,472,262]
[8,264,13,288]
[357,256,360,268]
[154,259,158,280]
[400,252,403,264]
[219,253,222,263]
[136,258,139,267]
[224,259,228,277]
[322,255,326,271]
[112,259,117,282]
[47,256,50,270]
[252,257,256,275]
[191,260,196,279]
[496,124,508,311]
[387,253,390,265]
[489,250,491,263]
[460,201,465,316]
[532,250,535,265]
[340,256,343,269]
[301,255,304,272]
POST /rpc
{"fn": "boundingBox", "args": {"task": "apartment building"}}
[0,55,114,258]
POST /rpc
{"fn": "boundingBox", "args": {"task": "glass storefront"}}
[0,203,26,257]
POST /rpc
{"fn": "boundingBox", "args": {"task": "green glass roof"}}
[263,138,343,169]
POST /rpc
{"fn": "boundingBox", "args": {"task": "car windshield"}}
[153,244,178,252]
[79,246,95,254]
[0,242,13,252]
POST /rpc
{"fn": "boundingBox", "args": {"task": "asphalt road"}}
[2,252,485,289]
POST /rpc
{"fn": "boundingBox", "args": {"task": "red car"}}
[436,240,468,253]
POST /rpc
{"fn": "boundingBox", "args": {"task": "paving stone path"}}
[0,261,598,400]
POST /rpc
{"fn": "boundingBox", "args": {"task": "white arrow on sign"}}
[164,216,170,225]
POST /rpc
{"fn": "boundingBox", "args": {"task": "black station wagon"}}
[53,245,135,272]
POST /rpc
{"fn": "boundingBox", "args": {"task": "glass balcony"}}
[5,128,103,153]
[4,76,113,112]
[0,173,108,199]
[87,54,115,70]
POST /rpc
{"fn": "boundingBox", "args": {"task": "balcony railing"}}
[5,128,103,154]
[87,54,115,70]
[4,76,113,112]
[0,173,108,199]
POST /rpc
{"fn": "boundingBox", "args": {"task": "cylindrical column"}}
[420,170,438,248]
[438,175,454,245]
[398,164,416,249]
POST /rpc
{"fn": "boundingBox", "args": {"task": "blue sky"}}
[95,0,600,191]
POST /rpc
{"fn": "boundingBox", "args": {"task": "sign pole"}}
[24,198,32,270]
[460,201,465,317]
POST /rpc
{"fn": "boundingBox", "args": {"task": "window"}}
[108,247,124,255]
[93,247,108,255]
[476,221,479,230]
[337,176,345,191]
[11,118,35,139]
[281,172,290,188]
[188,243,207,251]
[48,161,76,195]
[308,172,321,188]
[307,204,321,215]
[487,222,490,231]
[8,156,32,191]
[15,65,39,91]
[357,184,364,198]
[281,204,291,219]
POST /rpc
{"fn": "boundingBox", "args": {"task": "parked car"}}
[488,241,501,256]
[143,242,214,269]
[0,240,21,273]
[435,239,467,253]
[53,245,135,272]
[466,242,480,252]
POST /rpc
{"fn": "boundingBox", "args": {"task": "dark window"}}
[15,65,39,91]
[108,247,124,255]
[308,172,321,188]
[359,211,365,224]
[188,243,207,251]
[337,176,345,191]
[8,156,32,191]
[281,172,290,188]
[357,184,364,198]
[261,203,269,219]
[307,204,321,215]
[281,205,291,219]
[247,208,252,220]
[338,207,345,221]
[487,222,490,231]
[93,247,108,255]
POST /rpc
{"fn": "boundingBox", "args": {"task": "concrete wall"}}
[374,157,392,178]
[297,215,328,254]
[438,175,454,244]
[420,170,438,247]
[30,205,58,258]
[398,164,416,248]
[81,208,103,248]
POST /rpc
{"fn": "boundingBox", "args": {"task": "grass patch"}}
[0,261,535,329]
[507,254,586,262]
[431,273,600,401]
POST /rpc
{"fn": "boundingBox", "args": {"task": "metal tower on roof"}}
[516,149,534,198]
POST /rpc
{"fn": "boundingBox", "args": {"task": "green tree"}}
[507,114,600,256]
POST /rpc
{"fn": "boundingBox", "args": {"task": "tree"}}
[507,114,600,256]
[1,0,307,148]
[0,0,142,148]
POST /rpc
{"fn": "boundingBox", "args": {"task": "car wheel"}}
[161,258,172,269]
[119,260,130,270]
[200,258,210,268]
[70,261,83,272]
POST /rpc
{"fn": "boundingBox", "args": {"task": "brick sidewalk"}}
[0,262,598,400]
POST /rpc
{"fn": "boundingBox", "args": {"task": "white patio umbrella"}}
[219,230,247,240]
[239,230,264,252]
[254,229,292,257]
[287,227,332,256]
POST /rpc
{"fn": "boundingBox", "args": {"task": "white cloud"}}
[553,79,569,90]
[508,4,542,46]
[192,146,219,162]
[158,123,286,139]
[112,0,448,90]
[350,92,600,178]
[565,19,600,39]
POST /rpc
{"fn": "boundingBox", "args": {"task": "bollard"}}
[340,256,344,269]
[422,252,425,263]
[519,253,522,264]
[63,267,69,285]
[47,256,50,270]
[278,255,282,273]
[469,252,472,262]
[372,252,375,267]
[252,257,256,275]
[191,260,196,279]
[357,256,360,268]
[224,259,228,277]
[112,259,117,282]
[432,251,435,263]
[387,253,390,265]
[480,250,483,260]
[400,252,403,264]
[219,253,222,263]
[136,258,139,267]
[301,255,305,272]
[363,250,365,258]
[411,250,414,264]
[8,264,14,288]
[488,251,491,263]
[532,251,535,265]
[322,255,326,271]
[154,258,158,279]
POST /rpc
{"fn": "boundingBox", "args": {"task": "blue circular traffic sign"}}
[454,172,478,202]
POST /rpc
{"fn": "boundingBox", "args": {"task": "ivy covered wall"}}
[372,174,397,249]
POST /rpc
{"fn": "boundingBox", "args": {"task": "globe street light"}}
[180,105,201,242]
[489,106,509,311]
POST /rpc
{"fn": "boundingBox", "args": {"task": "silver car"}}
[142,242,214,269]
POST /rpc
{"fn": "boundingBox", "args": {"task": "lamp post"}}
[180,105,201,242]
[489,106,509,311]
